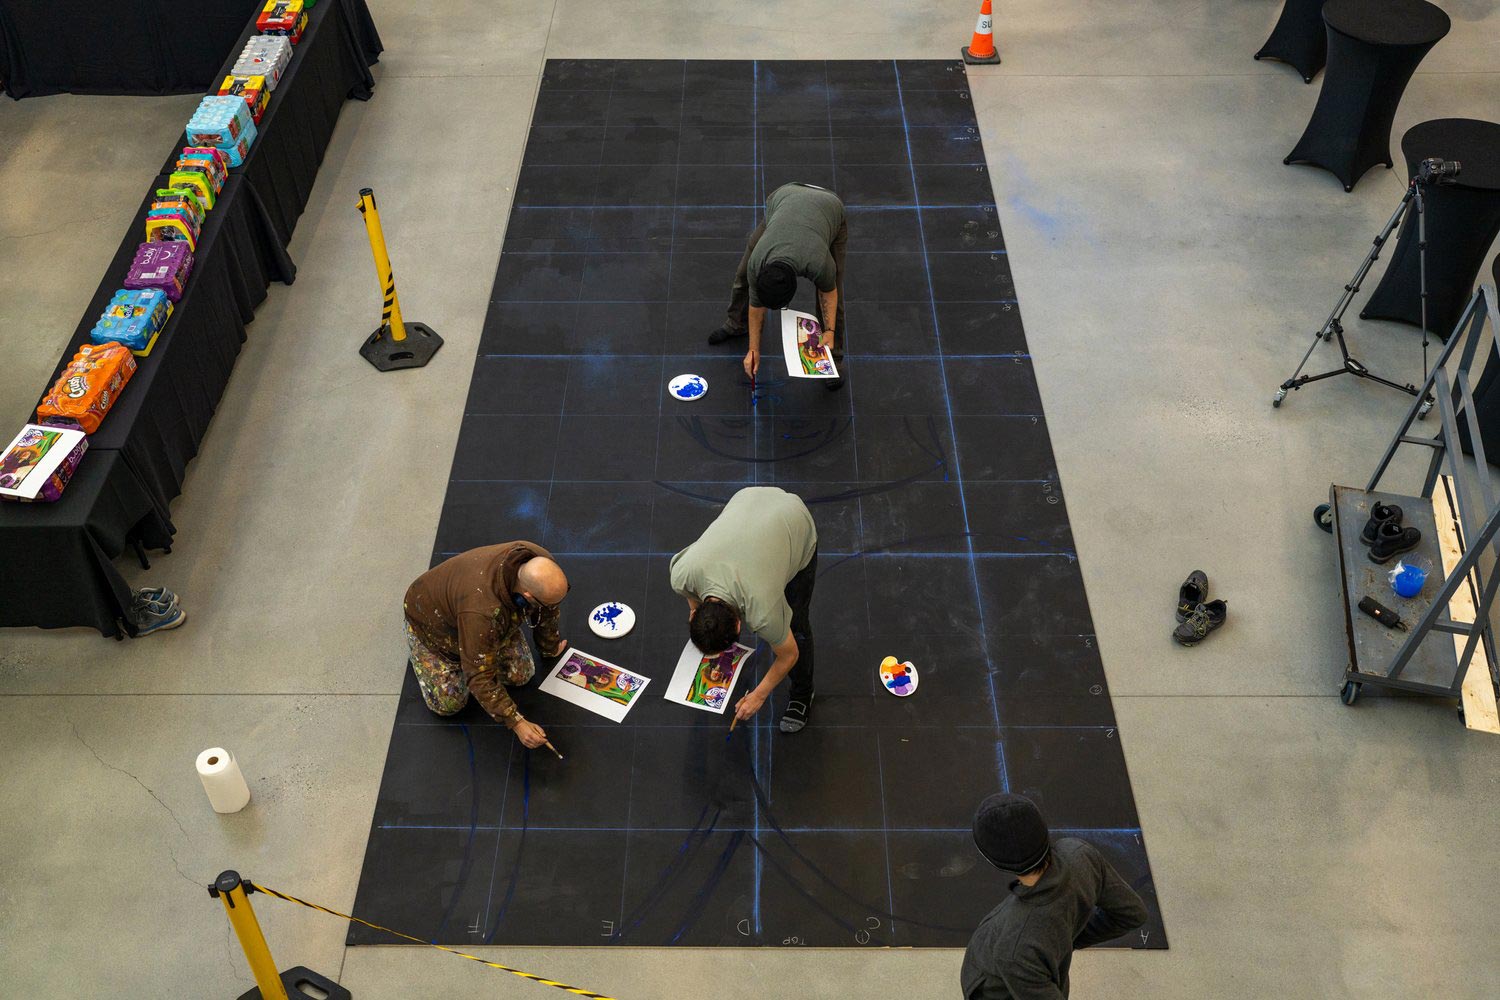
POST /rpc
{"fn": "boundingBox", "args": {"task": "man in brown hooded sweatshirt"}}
[403,541,570,749]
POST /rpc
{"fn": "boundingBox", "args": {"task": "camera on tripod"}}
[1417,157,1462,185]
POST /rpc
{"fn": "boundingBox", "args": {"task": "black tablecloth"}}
[1362,119,1500,340]
[0,448,173,636]
[0,0,379,636]
[157,0,383,245]
[1256,0,1329,83]
[37,173,290,515]
[1284,0,1450,191]
[0,0,257,99]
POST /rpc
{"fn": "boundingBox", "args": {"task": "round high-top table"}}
[1255,0,1328,83]
[1362,119,1500,339]
[1284,0,1450,191]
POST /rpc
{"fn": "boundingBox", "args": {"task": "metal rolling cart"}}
[1313,284,1500,732]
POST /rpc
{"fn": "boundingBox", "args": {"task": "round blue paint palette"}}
[668,373,708,400]
[588,601,636,638]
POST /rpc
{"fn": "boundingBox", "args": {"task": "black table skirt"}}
[1362,119,1500,340]
[1256,0,1328,83]
[158,0,383,246]
[0,448,173,636]
[0,0,380,636]
[0,0,256,99]
[36,173,289,515]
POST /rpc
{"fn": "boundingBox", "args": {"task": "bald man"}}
[403,541,570,748]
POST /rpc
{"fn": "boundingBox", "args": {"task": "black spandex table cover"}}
[0,449,173,637]
[0,0,254,99]
[1285,0,1450,191]
[157,0,383,246]
[36,174,289,515]
[1459,256,1500,466]
[1362,119,1500,339]
[1256,0,1329,83]
[0,0,380,636]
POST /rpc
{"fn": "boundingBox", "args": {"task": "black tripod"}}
[1273,159,1461,414]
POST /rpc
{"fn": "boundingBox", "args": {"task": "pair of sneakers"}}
[1361,503,1421,564]
[132,586,186,636]
[1173,570,1227,646]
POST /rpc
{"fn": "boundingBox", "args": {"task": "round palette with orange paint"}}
[879,656,918,697]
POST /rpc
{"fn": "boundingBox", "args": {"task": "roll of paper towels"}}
[196,747,251,813]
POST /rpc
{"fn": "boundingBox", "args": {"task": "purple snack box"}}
[0,425,88,503]
[124,242,194,302]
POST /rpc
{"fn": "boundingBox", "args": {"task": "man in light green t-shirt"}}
[707,182,848,392]
[669,487,820,733]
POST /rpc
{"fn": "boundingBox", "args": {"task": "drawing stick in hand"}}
[728,715,738,733]
[543,740,565,760]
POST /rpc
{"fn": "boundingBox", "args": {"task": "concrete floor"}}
[3,1,1499,996]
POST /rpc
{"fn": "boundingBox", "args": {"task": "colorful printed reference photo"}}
[0,426,62,491]
[666,641,756,714]
[780,309,838,379]
[539,648,651,723]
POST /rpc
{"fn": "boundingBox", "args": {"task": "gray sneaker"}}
[132,587,177,614]
[133,600,187,636]
[779,694,815,733]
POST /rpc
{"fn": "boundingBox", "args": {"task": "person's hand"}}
[743,349,760,380]
[822,329,835,350]
[734,688,767,722]
[514,720,548,749]
[545,638,569,659]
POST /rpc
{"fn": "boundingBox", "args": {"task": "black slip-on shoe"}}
[708,326,747,345]
[1176,570,1209,622]
[1369,523,1421,564]
[1173,600,1227,646]
[779,693,815,733]
[824,377,844,392]
[1360,503,1403,545]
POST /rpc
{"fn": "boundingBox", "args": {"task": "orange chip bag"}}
[36,341,138,435]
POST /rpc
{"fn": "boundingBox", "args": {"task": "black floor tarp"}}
[349,59,1166,951]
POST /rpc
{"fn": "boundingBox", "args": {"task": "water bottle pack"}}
[91,289,174,357]
[234,35,291,90]
[185,95,258,167]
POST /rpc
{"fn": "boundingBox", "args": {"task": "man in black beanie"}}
[707,182,848,391]
[962,793,1147,999]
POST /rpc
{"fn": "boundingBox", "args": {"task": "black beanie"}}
[972,793,1051,872]
[756,261,797,309]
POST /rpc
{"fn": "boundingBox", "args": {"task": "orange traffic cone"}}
[962,0,1002,65]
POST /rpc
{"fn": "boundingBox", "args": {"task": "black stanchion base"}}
[360,322,443,371]
[962,46,1001,65]
[236,966,351,1000]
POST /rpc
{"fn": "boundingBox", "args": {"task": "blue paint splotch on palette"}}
[592,602,626,632]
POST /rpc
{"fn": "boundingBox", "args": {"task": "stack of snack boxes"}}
[0,424,89,503]
[36,342,139,435]
[124,242,194,302]
[234,34,292,90]
[91,290,173,357]
[257,1,310,42]
[185,95,258,168]
[218,74,270,123]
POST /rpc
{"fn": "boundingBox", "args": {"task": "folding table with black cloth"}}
[158,0,383,249]
[1256,0,1329,83]
[0,449,173,637]
[0,0,251,99]
[0,0,382,636]
[1285,0,1450,192]
[35,174,290,515]
[1362,119,1500,341]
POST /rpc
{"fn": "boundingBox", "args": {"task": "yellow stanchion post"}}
[210,871,351,1000]
[356,188,442,371]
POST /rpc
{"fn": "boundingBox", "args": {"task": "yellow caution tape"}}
[248,882,618,1000]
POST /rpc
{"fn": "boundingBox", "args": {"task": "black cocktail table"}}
[1362,119,1500,339]
[1285,0,1449,191]
[1256,0,1328,83]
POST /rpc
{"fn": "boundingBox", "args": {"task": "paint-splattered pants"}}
[405,621,536,718]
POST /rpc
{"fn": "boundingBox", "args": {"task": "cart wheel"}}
[1313,503,1333,533]
[1340,680,1360,705]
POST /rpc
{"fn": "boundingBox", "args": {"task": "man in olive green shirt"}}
[669,487,820,732]
[707,183,848,391]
